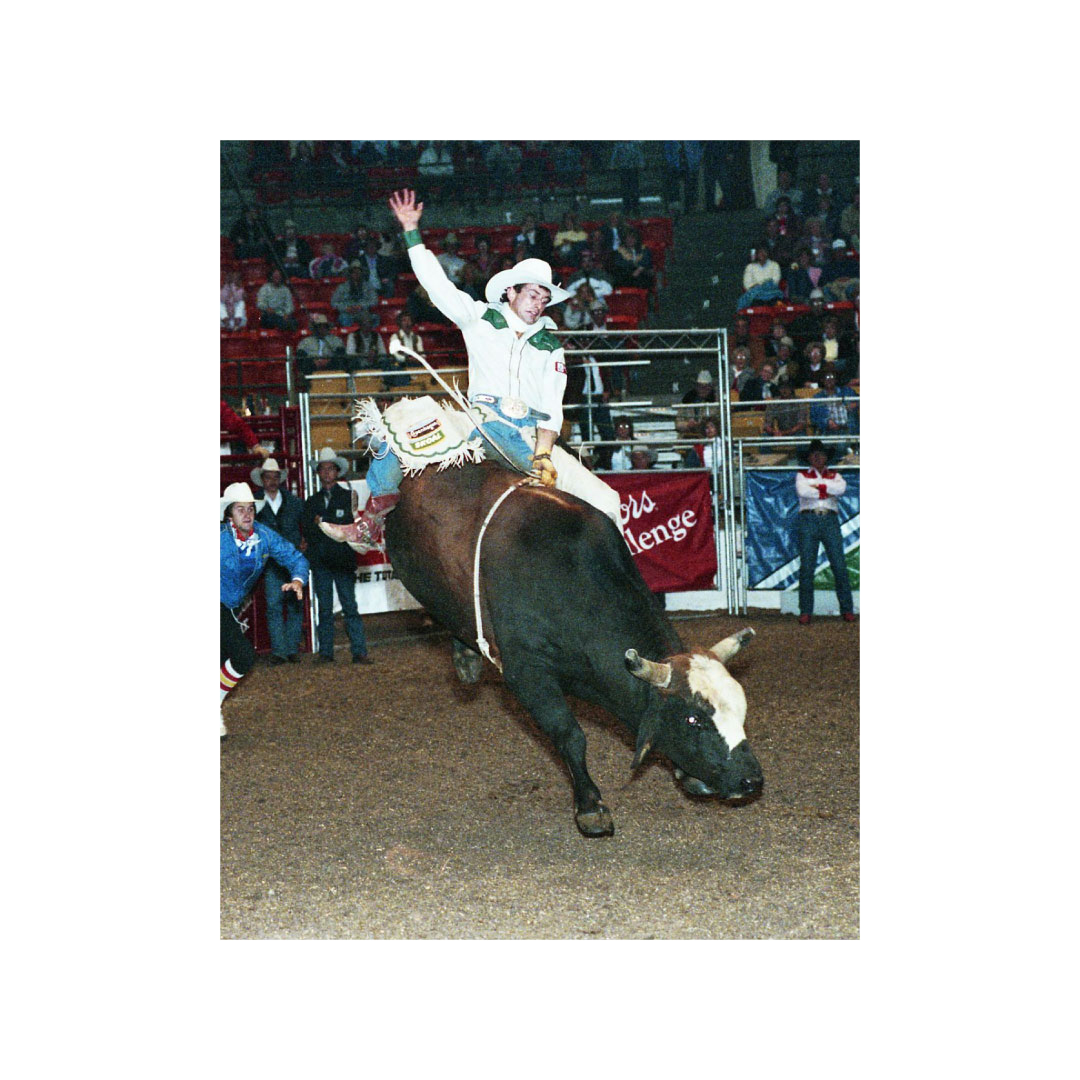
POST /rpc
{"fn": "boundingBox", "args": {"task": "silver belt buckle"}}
[501,396,529,420]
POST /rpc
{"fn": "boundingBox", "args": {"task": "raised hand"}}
[389,189,423,232]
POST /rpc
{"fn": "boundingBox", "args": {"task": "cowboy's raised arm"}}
[388,188,480,328]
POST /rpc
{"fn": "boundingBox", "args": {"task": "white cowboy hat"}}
[696,369,714,385]
[485,257,571,306]
[250,457,287,487]
[221,481,264,519]
[313,446,349,476]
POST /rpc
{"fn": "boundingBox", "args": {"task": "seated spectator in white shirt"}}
[742,245,782,292]
[220,269,247,331]
[609,418,635,471]
[435,232,466,284]
[561,283,608,330]
[332,262,377,327]
[388,309,425,358]
[565,250,615,300]
[256,267,297,331]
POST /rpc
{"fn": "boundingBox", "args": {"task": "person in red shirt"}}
[794,440,856,625]
[220,401,270,460]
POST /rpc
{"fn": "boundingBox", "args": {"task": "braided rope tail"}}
[472,476,535,670]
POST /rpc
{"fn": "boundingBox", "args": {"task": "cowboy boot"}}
[319,493,400,553]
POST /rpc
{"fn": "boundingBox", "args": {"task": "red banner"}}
[605,471,717,592]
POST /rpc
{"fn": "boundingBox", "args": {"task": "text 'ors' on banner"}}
[604,471,717,593]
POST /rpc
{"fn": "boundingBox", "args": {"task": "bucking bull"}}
[326,446,763,837]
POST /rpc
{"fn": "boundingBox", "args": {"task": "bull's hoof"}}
[575,805,615,837]
[451,639,483,684]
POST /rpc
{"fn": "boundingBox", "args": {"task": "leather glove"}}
[531,451,558,488]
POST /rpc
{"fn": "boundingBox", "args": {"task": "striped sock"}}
[220,659,243,703]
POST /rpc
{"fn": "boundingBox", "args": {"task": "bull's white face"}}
[625,628,762,800]
[686,653,748,753]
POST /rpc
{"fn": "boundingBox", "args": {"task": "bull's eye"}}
[686,715,700,726]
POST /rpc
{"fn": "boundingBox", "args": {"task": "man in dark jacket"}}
[253,458,306,663]
[301,448,371,664]
[740,361,779,403]
[273,220,312,279]
[514,215,554,262]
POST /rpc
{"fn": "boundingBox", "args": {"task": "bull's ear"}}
[625,649,672,688]
[709,627,755,665]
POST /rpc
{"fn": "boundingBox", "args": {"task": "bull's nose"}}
[741,776,763,796]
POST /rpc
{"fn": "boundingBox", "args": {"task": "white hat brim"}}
[221,497,265,518]
[314,454,350,476]
[250,464,287,486]
[485,261,570,306]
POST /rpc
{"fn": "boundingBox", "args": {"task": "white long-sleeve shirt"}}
[795,466,847,512]
[404,232,567,433]
[742,259,781,291]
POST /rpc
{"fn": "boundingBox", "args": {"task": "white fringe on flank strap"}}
[353,396,487,477]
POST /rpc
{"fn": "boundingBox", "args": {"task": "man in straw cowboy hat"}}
[300,447,372,664]
[220,481,308,737]
[323,188,621,552]
[252,457,305,664]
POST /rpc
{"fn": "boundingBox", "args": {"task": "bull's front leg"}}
[451,638,484,684]
[501,665,614,838]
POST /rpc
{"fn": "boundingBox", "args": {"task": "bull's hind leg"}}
[501,666,614,838]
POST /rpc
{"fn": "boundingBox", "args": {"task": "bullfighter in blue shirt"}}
[220,481,308,738]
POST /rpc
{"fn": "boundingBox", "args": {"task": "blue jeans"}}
[365,419,534,498]
[263,564,304,658]
[796,511,854,616]
[311,566,368,659]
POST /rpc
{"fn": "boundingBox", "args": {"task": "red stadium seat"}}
[242,360,289,388]
[300,303,334,328]
[605,314,640,330]
[607,288,649,322]
[644,242,666,272]
[315,278,344,305]
[288,279,322,306]
[256,333,291,358]
[221,333,260,360]
[636,217,674,248]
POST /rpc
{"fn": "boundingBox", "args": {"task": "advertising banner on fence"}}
[328,472,717,614]
[604,471,717,593]
[743,469,860,591]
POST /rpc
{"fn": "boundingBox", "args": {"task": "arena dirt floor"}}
[220,608,859,939]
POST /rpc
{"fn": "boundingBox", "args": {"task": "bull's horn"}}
[631,737,653,771]
[625,649,672,688]
[631,720,659,771]
[709,627,755,664]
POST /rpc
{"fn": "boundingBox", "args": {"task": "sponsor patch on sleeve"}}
[555,360,566,374]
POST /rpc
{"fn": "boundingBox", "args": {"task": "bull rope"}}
[472,477,535,671]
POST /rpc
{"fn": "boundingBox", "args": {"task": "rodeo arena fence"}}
[220,328,860,654]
